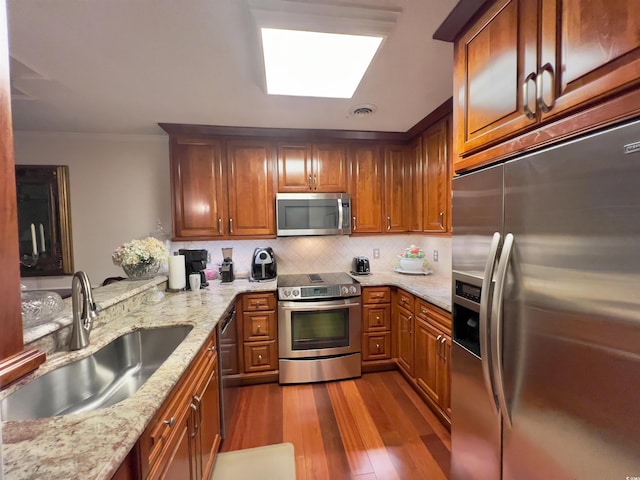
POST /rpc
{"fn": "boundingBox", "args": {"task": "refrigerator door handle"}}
[491,232,514,428]
[480,232,501,415]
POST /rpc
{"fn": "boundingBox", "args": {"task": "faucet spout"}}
[69,271,97,350]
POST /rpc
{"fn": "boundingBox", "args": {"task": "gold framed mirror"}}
[16,165,74,276]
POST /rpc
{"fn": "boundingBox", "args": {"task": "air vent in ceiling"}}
[350,104,377,117]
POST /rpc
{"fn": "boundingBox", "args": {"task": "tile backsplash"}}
[171,234,452,279]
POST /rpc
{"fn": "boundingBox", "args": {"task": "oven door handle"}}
[279,299,359,312]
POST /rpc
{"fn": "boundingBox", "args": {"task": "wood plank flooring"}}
[220,371,451,480]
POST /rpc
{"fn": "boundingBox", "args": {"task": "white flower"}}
[112,237,169,267]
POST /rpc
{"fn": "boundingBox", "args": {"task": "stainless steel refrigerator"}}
[451,118,640,480]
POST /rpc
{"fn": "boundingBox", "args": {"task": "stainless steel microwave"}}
[276,193,352,236]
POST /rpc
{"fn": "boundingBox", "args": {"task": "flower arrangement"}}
[398,244,426,259]
[112,237,169,279]
[398,244,427,272]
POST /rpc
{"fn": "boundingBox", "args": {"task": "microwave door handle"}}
[480,232,501,416]
[337,198,344,232]
[491,233,514,429]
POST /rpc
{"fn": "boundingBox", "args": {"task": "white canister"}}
[168,255,186,290]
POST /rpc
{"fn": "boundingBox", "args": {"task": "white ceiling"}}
[7,0,456,135]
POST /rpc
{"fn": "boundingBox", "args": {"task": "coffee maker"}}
[179,249,209,289]
[251,247,277,282]
[220,247,234,283]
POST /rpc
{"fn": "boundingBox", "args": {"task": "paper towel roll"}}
[168,255,186,290]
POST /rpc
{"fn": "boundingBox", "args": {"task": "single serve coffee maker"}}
[220,247,234,283]
[179,249,209,290]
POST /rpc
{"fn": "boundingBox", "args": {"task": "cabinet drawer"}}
[363,287,391,304]
[415,298,430,321]
[243,310,276,341]
[396,289,414,311]
[243,341,278,373]
[363,332,391,361]
[416,298,451,332]
[243,293,276,311]
[363,304,391,332]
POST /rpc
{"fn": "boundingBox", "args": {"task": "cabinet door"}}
[408,137,423,232]
[313,143,347,192]
[539,0,640,121]
[277,143,313,192]
[454,0,538,155]
[422,116,451,233]
[383,144,410,232]
[396,305,414,376]
[148,412,195,480]
[349,144,383,233]
[415,318,441,405]
[226,140,276,237]
[171,138,226,239]
[197,355,221,479]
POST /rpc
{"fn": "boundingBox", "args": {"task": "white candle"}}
[39,224,46,253]
[168,255,186,290]
[30,223,37,255]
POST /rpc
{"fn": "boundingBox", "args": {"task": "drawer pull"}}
[421,308,427,315]
[163,417,175,428]
[258,354,263,363]
[208,346,216,353]
[257,324,261,333]
[376,343,381,352]
[375,316,380,322]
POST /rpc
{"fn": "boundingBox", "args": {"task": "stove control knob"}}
[292,289,300,297]
[349,286,357,294]
[341,286,349,295]
[282,289,290,297]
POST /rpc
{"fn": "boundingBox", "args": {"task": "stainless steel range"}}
[277,272,361,384]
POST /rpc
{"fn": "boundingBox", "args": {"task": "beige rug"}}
[211,443,296,480]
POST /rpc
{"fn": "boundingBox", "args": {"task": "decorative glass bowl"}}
[122,260,161,280]
[21,290,64,328]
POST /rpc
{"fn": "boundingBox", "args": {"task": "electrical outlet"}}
[373,248,380,259]
[433,249,439,262]
[207,252,212,263]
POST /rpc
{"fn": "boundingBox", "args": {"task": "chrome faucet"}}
[69,271,97,350]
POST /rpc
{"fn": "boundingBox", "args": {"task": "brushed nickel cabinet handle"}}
[536,63,555,113]
[163,417,175,428]
[523,71,537,119]
[439,211,445,229]
[352,216,356,231]
[313,174,317,190]
[408,315,413,334]
[229,217,233,234]
[440,336,447,359]
[387,216,391,231]
[308,175,312,189]
[218,217,222,234]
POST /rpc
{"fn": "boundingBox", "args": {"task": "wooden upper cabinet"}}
[277,142,347,192]
[171,138,226,239]
[454,0,538,156]
[226,139,276,237]
[408,137,423,232]
[454,0,640,167]
[383,144,410,232]
[538,0,640,122]
[422,115,451,233]
[277,143,313,192]
[349,144,384,233]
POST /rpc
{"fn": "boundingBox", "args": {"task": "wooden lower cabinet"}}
[137,329,220,480]
[415,299,451,423]
[240,293,278,379]
[395,289,415,377]
[361,287,394,370]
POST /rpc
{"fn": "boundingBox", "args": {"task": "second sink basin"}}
[1,325,193,421]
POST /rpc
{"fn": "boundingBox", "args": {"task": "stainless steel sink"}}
[1,325,193,421]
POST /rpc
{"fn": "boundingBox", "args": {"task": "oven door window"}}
[290,308,349,350]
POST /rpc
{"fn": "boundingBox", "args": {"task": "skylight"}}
[260,28,383,99]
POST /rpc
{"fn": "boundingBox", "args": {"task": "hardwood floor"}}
[220,371,451,479]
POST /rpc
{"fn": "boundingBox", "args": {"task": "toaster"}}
[351,256,371,275]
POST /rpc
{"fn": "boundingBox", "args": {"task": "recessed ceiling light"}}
[260,28,383,99]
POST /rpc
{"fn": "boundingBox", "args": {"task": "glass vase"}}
[122,260,161,280]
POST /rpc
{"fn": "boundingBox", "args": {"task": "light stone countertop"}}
[2,271,450,480]
[2,277,277,480]
[351,271,452,312]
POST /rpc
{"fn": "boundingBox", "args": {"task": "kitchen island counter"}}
[1,277,276,480]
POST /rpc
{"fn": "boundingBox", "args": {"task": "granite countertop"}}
[351,271,452,312]
[2,277,277,480]
[2,271,450,480]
